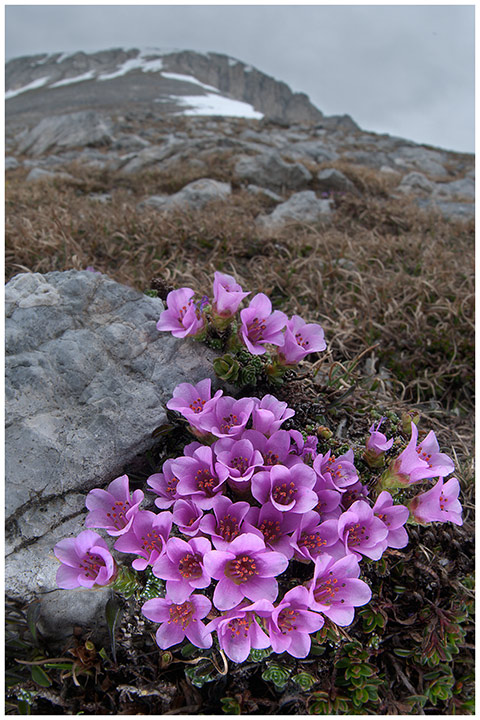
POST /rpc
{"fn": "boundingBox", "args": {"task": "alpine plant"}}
[54,272,463,665]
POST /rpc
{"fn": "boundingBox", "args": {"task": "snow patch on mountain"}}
[5,76,50,99]
[171,93,263,119]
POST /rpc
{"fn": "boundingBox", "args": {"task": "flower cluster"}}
[156,272,327,383]
[53,379,463,664]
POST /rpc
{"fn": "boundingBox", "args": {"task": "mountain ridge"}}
[6,47,359,131]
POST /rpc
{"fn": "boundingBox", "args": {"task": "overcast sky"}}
[4,4,475,153]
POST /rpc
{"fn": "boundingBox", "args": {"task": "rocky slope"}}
[5,47,474,223]
[6,47,347,127]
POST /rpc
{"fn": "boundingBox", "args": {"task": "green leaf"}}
[17,699,31,715]
[185,662,216,688]
[105,596,123,664]
[181,642,198,658]
[220,697,242,714]
[248,647,272,662]
[31,665,52,687]
[393,648,413,657]
[262,662,292,690]
[292,672,317,691]
[26,603,41,645]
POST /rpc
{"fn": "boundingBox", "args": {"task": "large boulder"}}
[140,178,232,213]
[5,270,219,637]
[257,190,332,229]
[16,111,114,156]
[234,151,313,191]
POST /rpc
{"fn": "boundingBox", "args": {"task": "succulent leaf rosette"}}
[53,272,463,667]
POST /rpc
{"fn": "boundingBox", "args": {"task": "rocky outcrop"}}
[257,190,332,230]
[234,151,313,191]
[160,50,325,126]
[5,270,219,637]
[140,178,232,213]
[6,47,326,127]
[16,111,114,156]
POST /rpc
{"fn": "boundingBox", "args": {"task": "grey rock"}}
[285,140,338,164]
[341,149,389,169]
[234,151,312,191]
[397,171,435,194]
[5,270,219,636]
[16,111,114,156]
[257,190,332,228]
[392,145,448,177]
[432,176,475,201]
[5,156,20,170]
[25,167,76,183]
[416,198,474,221]
[140,178,232,213]
[111,133,151,152]
[246,184,284,203]
[116,140,183,174]
[317,168,358,194]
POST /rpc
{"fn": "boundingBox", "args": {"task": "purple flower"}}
[203,532,288,610]
[243,502,299,559]
[152,536,212,603]
[372,491,409,549]
[213,437,264,490]
[276,315,326,365]
[409,477,463,526]
[250,395,295,435]
[340,481,369,511]
[166,379,223,430]
[54,530,116,589]
[156,287,205,338]
[239,293,287,355]
[206,600,272,663]
[146,459,180,510]
[171,445,228,509]
[142,593,213,649]
[308,554,372,626]
[315,488,342,519]
[198,396,255,438]
[266,586,324,657]
[289,430,318,461]
[415,429,455,478]
[251,463,318,514]
[364,418,393,467]
[242,429,299,470]
[383,423,455,488]
[212,271,250,317]
[85,475,144,536]
[314,450,359,493]
[367,419,394,453]
[172,499,204,537]
[113,510,173,570]
[199,495,251,549]
[290,511,344,562]
[337,500,389,560]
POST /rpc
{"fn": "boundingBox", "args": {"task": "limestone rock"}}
[246,184,284,203]
[317,168,358,195]
[16,111,114,156]
[140,178,232,213]
[5,270,219,636]
[5,156,20,170]
[234,151,312,191]
[432,176,475,201]
[257,190,331,229]
[25,167,76,183]
[396,171,435,194]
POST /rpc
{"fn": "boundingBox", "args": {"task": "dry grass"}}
[6,160,474,456]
